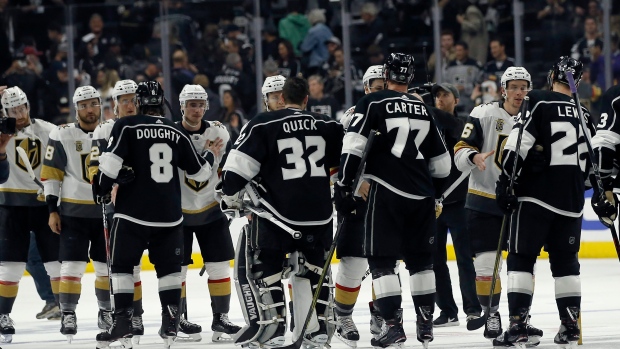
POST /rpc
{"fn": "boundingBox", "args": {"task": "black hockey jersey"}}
[340,89,451,199]
[97,114,215,226]
[592,84,620,190]
[221,108,344,226]
[501,89,595,217]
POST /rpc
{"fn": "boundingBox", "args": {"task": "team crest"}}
[494,134,509,169]
[495,119,505,132]
[75,141,83,152]
[15,138,42,172]
[184,174,208,192]
[80,153,92,183]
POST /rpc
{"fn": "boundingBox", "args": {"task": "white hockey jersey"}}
[177,120,230,226]
[41,123,101,218]
[454,102,518,216]
[0,119,55,206]
[88,119,115,181]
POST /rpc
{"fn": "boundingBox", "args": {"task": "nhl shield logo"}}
[496,119,504,132]
[75,141,83,152]
[15,138,42,172]
[569,236,575,245]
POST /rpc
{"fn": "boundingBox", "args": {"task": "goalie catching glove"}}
[215,181,245,215]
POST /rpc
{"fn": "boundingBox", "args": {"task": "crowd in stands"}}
[1,0,620,127]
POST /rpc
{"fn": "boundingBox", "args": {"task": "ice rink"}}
[4,257,620,349]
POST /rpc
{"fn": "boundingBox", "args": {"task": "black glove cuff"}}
[46,195,59,214]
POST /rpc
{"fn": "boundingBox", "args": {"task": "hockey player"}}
[88,79,146,341]
[0,87,60,343]
[494,56,592,348]
[40,86,111,342]
[263,75,287,111]
[335,53,451,349]
[93,81,218,348]
[219,76,343,348]
[453,66,542,344]
[332,65,385,347]
[175,84,242,342]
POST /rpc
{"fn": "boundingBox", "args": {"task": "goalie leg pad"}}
[234,225,286,346]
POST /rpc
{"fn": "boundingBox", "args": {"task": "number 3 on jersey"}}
[149,143,173,182]
[277,136,326,180]
[385,118,430,158]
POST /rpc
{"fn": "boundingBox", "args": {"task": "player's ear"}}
[455,97,460,105]
[302,95,309,109]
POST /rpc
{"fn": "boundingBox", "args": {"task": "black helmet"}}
[136,81,164,110]
[547,56,583,88]
[384,53,414,85]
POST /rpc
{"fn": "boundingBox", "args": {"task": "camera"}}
[0,118,17,134]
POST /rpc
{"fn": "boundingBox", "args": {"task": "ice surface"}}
[5,259,620,348]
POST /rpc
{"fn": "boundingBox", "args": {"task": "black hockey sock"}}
[412,294,435,317]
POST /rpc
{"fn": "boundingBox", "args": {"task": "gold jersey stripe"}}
[182,201,219,214]
[40,165,65,181]
[468,188,496,199]
[61,198,96,205]
[208,280,231,296]
[454,141,480,154]
[0,188,39,194]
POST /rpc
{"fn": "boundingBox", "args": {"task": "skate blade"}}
[0,333,13,343]
[421,340,430,349]
[514,343,528,349]
[66,334,74,344]
[557,341,578,349]
[132,335,141,345]
[212,331,235,342]
[176,332,202,342]
[334,333,358,348]
[372,343,404,349]
[162,336,176,348]
[526,336,541,347]
[262,335,286,348]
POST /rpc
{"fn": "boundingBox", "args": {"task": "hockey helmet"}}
[363,65,384,87]
[179,84,209,116]
[547,56,583,87]
[383,53,414,85]
[262,75,286,110]
[136,81,164,110]
[501,67,532,91]
[73,85,101,106]
[112,80,138,101]
[1,86,29,117]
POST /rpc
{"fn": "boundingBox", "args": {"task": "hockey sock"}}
[110,272,134,309]
[44,261,61,305]
[205,261,232,313]
[555,276,581,318]
[474,252,501,314]
[507,271,534,316]
[180,265,188,313]
[93,261,111,310]
[133,264,143,316]
[158,272,182,308]
[59,261,86,312]
[0,262,26,313]
[371,271,401,320]
[409,270,436,317]
[334,257,367,316]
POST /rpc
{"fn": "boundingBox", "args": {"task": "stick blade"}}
[466,315,487,331]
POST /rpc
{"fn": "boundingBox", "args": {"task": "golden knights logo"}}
[495,119,505,132]
[184,173,208,192]
[14,138,42,172]
[80,153,92,183]
[494,134,509,168]
[75,141,83,152]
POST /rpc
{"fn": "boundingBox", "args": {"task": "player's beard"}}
[79,111,100,125]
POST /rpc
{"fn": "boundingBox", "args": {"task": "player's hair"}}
[282,76,309,105]
[490,36,506,47]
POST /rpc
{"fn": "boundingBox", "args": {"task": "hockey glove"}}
[495,175,518,214]
[334,182,357,216]
[214,181,245,216]
[526,145,547,173]
[91,174,112,205]
[116,166,135,185]
[591,191,618,227]
[435,199,443,218]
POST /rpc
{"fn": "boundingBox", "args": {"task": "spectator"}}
[428,29,457,79]
[77,34,98,86]
[81,13,112,65]
[278,0,311,57]
[587,0,603,30]
[220,89,245,143]
[537,0,571,62]
[306,75,341,119]
[457,2,489,65]
[104,36,135,80]
[1,52,45,120]
[571,16,603,66]
[444,41,481,115]
[321,36,341,73]
[46,22,65,67]
[96,68,120,112]
[300,9,334,76]
[262,24,281,61]
[351,2,384,52]
[43,61,71,124]
[193,74,222,122]
[192,23,225,76]
[476,37,515,92]
[212,53,255,113]
[590,36,620,90]
[325,48,363,106]
[365,44,385,70]
[277,39,301,78]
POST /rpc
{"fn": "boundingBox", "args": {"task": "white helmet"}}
[262,75,286,110]
[501,67,532,91]
[179,84,209,117]
[73,85,101,105]
[2,86,29,117]
[363,65,384,87]
[112,80,138,101]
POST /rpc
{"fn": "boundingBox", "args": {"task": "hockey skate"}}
[525,315,543,347]
[335,314,359,348]
[0,314,15,343]
[36,302,60,320]
[60,311,77,343]
[303,319,329,349]
[553,307,580,349]
[98,309,114,331]
[131,315,144,344]
[370,309,406,349]
[95,308,133,349]
[159,305,180,349]
[369,301,384,340]
[212,312,242,342]
[416,306,434,349]
[484,312,503,340]
[177,314,202,342]
[492,310,529,349]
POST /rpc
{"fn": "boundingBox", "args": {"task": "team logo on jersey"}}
[75,141,83,152]
[15,138,42,172]
[212,121,224,128]
[184,174,208,192]
[569,237,575,245]
[494,134,509,169]
[80,153,92,183]
[495,119,505,132]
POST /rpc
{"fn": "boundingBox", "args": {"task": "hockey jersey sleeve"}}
[454,110,486,172]
[339,96,374,186]
[177,132,214,182]
[592,86,620,188]
[0,157,8,184]
[97,120,129,193]
[40,126,67,197]
[221,119,266,195]
[501,110,538,180]
[88,125,109,182]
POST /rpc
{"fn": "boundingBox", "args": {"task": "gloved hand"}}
[116,166,135,185]
[334,182,357,215]
[435,200,443,218]
[495,175,518,214]
[214,181,244,214]
[526,145,547,173]
[591,191,618,227]
[91,175,112,205]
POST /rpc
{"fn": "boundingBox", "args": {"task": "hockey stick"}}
[467,96,530,331]
[15,146,44,190]
[101,200,115,311]
[280,130,379,349]
[244,182,303,239]
[438,170,469,204]
[565,70,620,262]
